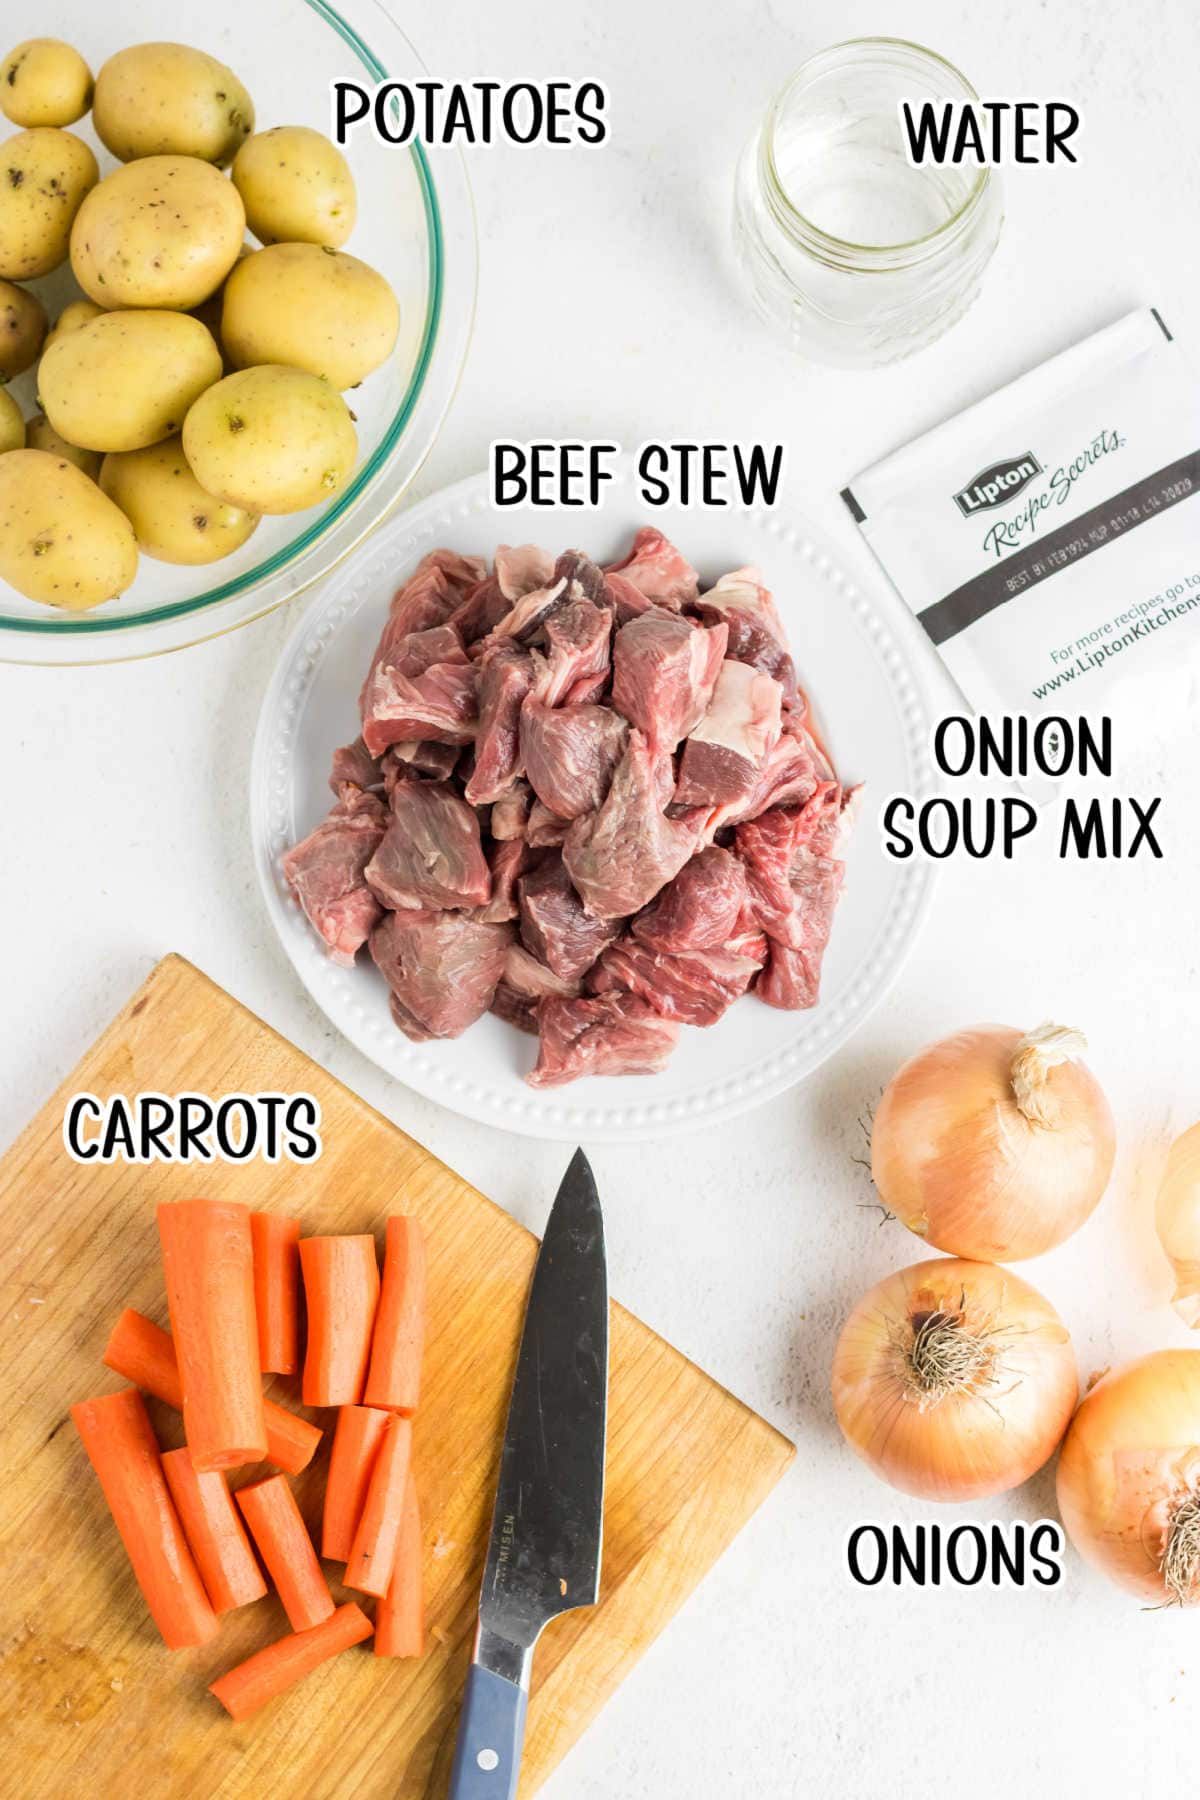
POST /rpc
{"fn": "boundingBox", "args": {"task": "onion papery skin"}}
[1056,1350,1200,1603]
[831,1257,1078,1503]
[1155,1125,1200,1328]
[871,1025,1116,1262]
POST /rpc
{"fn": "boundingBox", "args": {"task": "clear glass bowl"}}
[0,0,476,663]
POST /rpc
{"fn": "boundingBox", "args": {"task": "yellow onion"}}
[871,1022,1116,1261]
[1057,1351,1200,1604]
[1155,1125,1200,1327]
[831,1257,1077,1501]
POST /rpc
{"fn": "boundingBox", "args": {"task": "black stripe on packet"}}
[916,449,1200,648]
[840,486,866,523]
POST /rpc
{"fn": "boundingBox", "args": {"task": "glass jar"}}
[733,38,1004,368]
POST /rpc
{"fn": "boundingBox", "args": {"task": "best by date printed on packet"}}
[842,309,1200,723]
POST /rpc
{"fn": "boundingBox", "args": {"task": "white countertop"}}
[4,1,1200,1794]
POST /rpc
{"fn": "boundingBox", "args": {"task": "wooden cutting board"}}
[0,956,793,1799]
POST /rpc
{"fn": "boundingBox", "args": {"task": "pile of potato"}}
[0,38,400,611]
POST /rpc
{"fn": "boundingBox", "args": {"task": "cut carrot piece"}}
[375,1469,423,1658]
[162,1447,268,1615]
[299,1235,380,1407]
[251,1212,302,1376]
[210,1602,374,1721]
[71,1387,219,1651]
[236,1473,334,1633]
[345,1413,413,1598]
[322,1404,390,1561]
[158,1199,266,1471]
[102,1308,322,1476]
[364,1216,427,1416]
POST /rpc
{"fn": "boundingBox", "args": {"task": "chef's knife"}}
[448,1147,608,1800]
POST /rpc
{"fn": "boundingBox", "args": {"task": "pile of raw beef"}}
[284,529,858,1086]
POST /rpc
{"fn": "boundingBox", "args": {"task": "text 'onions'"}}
[1056,1351,1200,1604]
[831,1258,1077,1502]
[1155,1125,1200,1328]
[871,1022,1116,1262]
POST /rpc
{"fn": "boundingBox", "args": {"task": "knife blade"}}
[448,1147,608,1800]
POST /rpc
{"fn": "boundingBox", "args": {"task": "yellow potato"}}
[221,242,399,389]
[0,127,98,279]
[70,155,245,310]
[0,278,46,378]
[100,434,258,564]
[25,411,101,479]
[39,310,222,452]
[93,42,253,166]
[232,126,356,247]
[1,38,93,127]
[0,448,137,608]
[182,365,356,515]
[0,387,25,452]
[41,296,104,355]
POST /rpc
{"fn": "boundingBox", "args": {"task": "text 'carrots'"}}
[364,1215,427,1416]
[375,1470,424,1658]
[346,1412,413,1599]
[322,1404,389,1561]
[102,1308,322,1475]
[161,1448,267,1616]
[71,1387,219,1651]
[158,1199,266,1471]
[209,1602,374,1721]
[299,1235,380,1407]
[236,1473,334,1634]
[251,1212,302,1376]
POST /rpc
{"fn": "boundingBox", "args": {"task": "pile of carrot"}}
[70,1199,428,1721]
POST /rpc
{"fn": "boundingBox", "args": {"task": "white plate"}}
[252,469,935,1141]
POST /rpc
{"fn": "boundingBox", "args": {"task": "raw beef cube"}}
[527,993,679,1086]
[283,789,389,967]
[488,576,568,644]
[553,548,609,606]
[538,594,612,708]
[750,787,859,1011]
[328,735,382,797]
[631,845,748,954]
[692,567,797,701]
[526,799,570,848]
[491,942,581,1034]
[725,723,822,826]
[518,856,619,980]
[361,620,479,755]
[611,611,728,754]
[360,549,485,711]
[370,910,513,1040]
[520,701,628,820]
[604,569,660,625]
[735,786,842,944]
[453,544,556,643]
[564,729,699,920]
[604,527,699,609]
[472,836,531,924]
[589,934,766,1027]
[490,780,532,841]
[386,740,462,783]
[673,660,783,811]
[463,641,535,805]
[366,781,491,911]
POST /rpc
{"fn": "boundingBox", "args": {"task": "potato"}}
[232,126,356,248]
[0,387,25,452]
[100,434,258,564]
[182,365,356,514]
[39,310,222,452]
[0,278,46,378]
[93,42,253,167]
[0,448,137,608]
[1,38,93,127]
[25,411,100,479]
[41,296,103,355]
[0,128,98,279]
[70,155,245,310]
[221,243,399,390]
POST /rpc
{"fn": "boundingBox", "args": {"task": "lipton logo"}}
[953,453,1043,516]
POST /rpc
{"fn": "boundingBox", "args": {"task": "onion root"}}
[1163,1493,1200,1605]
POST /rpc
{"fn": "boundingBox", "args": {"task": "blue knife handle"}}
[447,1663,529,1800]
